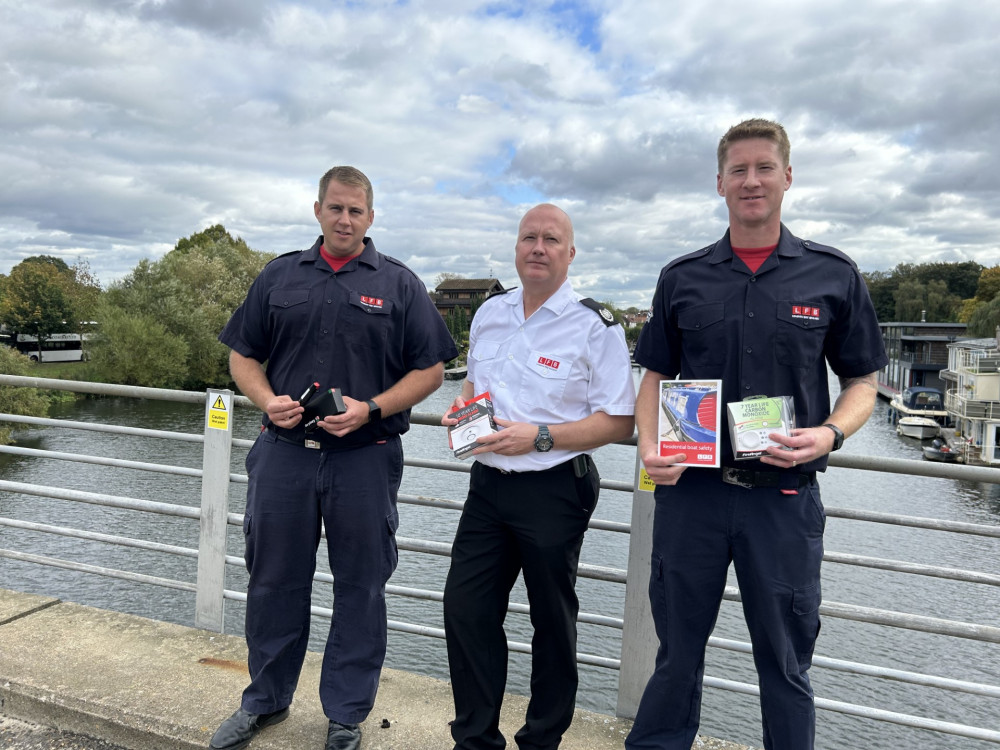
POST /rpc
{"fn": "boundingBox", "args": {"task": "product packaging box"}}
[726,395,795,460]
[302,387,347,433]
[448,392,499,459]
[658,379,722,467]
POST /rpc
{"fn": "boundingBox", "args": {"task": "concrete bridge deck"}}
[0,589,750,750]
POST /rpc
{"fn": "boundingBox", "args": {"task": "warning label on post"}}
[208,393,231,431]
[638,468,657,493]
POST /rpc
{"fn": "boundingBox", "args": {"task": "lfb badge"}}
[600,308,614,323]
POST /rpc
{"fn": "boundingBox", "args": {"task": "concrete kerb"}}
[0,590,750,750]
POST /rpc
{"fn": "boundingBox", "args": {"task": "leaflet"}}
[657,379,722,467]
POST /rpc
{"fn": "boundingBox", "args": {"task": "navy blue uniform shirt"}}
[634,225,887,472]
[220,236,458,447]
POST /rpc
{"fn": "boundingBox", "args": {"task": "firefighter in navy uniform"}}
[211,166,457,750]
[625,120,887,750]
[442,204,636,750]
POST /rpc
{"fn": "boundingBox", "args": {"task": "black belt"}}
[721,467,814,489]
[486,454,590,477]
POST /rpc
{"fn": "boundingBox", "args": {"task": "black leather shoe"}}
[209,707,289,750]
[325,720,361,750]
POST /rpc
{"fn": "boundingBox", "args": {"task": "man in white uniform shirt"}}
[441,204,636,750]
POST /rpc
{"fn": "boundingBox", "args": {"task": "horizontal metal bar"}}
[824,505,1000,537]
[0,480,200,520]
[709,636,1000,698]
[830,451,1000,484]
[0,375,208,404]
[0,549,194,593]
[721,585,1000,643]
[702,675,1000,743]
[0,412,203,444]
[0,518,197,559]
[825,550,1000,586]
[0,444,202,478]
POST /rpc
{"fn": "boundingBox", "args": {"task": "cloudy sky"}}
[2,0,998,308]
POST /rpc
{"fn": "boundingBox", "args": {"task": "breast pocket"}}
[268,288,312,339]
[677,302,726,366]
[346,290,393,349]
[519,349,573,407]
[775,302,829,368]
[468,340,501,386]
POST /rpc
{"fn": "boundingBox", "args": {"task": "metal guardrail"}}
[1,374,1000,745]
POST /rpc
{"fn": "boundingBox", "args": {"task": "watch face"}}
[535,426,553,452]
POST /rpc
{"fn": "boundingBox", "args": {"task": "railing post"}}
[195,388,234,632]
[616,450,659,718]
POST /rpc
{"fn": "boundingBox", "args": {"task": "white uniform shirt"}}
[466,279,636,472]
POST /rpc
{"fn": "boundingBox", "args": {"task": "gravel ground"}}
[0,716,131,750]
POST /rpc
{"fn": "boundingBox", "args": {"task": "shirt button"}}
[744,384,751,390]
[508,354,514,360]
[327,299,333,304]
[746,347,752,354]
[748,312,754,318]
[499,381,507,388]
[322,329,328,334]
[750,277,757,283]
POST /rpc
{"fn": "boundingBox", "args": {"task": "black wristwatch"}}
[822,423,844,451]
[366,399,382,424]
[534,425,554,452]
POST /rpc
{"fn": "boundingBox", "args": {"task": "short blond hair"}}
[717,119,790,172]
[318,166,373,210]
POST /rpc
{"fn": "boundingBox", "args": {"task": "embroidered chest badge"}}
[791,305,820,320]
[537,356,561,370]
[360,295,385,309]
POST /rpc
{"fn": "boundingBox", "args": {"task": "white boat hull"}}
[896,417,941,440]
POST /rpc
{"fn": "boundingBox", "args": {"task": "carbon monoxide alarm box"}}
[449,392,498,459]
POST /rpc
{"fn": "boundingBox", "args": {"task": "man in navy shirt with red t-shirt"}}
[625,119,887,750]
[211,166,457,750]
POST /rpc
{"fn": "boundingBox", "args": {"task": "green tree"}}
[96,225,273,388]
[893,278,960,322]
[974,265,1000,303]
[0,345,50,444]
[0,261,76,339]
[87,303,189,387]
[966,296,1000,339]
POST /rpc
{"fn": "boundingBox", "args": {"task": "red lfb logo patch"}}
[538,356,560,370]
[791,305,820,319]
[360,295,384,308]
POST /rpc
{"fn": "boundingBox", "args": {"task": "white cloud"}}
[1,0,998,309]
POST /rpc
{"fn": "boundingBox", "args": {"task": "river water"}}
[1,377,998,750]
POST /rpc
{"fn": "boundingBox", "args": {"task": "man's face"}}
[717,138,792,233]
[314,180,374,258]
[514,206,575,293]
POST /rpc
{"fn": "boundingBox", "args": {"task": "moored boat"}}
[889,386,948,421]
[922,438,961,463]
[896,416,941,440]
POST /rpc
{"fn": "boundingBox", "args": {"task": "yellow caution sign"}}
[208,393,231,431]
[638,468,657,493]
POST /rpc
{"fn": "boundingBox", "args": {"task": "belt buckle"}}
[304,439,321,450]
[722,467,754,489]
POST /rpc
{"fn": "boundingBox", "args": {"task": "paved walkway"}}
[0,589,751,750]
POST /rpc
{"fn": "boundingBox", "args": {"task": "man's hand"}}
[468,418,538,456]
[441,395,467,449]
[266,395,305,429]
[759,426,836,468]
[640,445,689,486]
[315,395,371,438]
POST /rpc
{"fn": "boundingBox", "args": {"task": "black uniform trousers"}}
[443,458,600,750]
[240,429,402,725]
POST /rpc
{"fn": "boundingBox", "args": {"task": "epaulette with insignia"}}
[580,298,618,327]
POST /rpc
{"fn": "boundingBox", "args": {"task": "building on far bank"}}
[432,278,504,318]
[941,334,1000,466]
[877,322,968,399]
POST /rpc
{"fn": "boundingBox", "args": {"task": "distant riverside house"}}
[878,321,968,397]
[941,333,1000,466]
[432,278,505,318]
[623,311,650,328]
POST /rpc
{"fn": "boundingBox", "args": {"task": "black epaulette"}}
[487,286,515,300]
[580,298,618,327]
